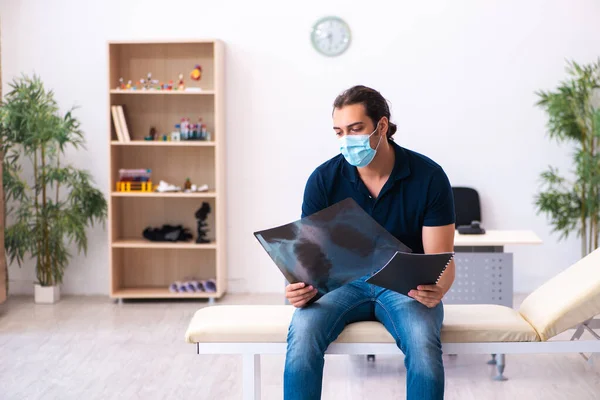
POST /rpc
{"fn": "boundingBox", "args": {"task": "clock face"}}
[311,16,351,57]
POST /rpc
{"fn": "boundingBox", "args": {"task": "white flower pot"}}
[34,284,60,304]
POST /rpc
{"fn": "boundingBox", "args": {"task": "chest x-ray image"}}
[254,198,412,295]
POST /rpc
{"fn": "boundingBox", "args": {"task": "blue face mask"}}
[339,123,383,167]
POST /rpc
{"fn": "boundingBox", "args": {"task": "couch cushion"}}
[519,247,600,341]
[185,304,539,344]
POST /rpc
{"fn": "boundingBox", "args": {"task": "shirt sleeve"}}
[423,167,456,227]
[301,169,328,218]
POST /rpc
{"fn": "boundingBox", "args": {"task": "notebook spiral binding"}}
[435,252,455,284]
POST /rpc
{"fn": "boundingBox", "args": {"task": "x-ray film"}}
[254,198,412,295]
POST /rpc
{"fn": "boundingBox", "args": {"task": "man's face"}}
[333,103,381,150]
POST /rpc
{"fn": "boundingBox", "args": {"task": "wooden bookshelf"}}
[108,40,226,301]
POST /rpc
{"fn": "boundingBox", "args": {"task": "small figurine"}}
[195,202,211,244]
[190,64,202,81]
[126,80,132,90]
[140,73,159,90]
[177,73,185,90]
[118,77,125,90]
[168,80,173,90]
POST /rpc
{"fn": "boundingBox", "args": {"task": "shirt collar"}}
[341,140,411,183]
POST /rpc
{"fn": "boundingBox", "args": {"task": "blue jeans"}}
[283,274,445,400]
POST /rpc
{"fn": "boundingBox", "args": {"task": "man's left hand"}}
[408,284,444,308]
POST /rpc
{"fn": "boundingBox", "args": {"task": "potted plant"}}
[534,60,600,257]
[0,74,107,303]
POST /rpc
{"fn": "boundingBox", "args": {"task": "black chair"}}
[452,186,481,226]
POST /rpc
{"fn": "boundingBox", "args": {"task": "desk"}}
[445,230,543,308]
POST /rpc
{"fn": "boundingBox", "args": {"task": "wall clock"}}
[311,16,351,57]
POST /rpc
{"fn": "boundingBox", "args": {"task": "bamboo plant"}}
[0,74,107,287]
[535,60,600,257]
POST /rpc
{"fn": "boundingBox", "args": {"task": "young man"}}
[283,85,456,400]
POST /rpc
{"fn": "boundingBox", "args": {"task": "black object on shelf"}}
[143,224,193,242]
[195,202,211,244]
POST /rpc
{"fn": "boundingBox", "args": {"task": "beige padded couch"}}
[186,248,600,399]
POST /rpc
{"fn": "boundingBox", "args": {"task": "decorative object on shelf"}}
[143,224,193,242]
[190,64,202,81]
[195,202,211,244]
[154,180,209,193]
[140,72,159,90]
[180,118,190,140]
[311,16,351,57]
[1,74,108,304]
[184,178,192,191]
[149,127,157,140]
[170,131,181,141]
[155,180,181,192]
[191,183,209,193]
[534,60,600,257]
[113,71,209,92]
[203,279,217,292]
[116,168,152,192]
[169,279,216,293]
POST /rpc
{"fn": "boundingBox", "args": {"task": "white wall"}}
[2,0,599,295]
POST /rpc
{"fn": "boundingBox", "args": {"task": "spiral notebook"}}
[366,251,454,296]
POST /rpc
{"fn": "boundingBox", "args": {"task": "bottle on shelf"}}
[180,118,190,140]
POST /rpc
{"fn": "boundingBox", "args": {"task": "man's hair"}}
[333,85,397,139]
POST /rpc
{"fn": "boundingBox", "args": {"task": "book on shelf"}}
[115,105,131,142]
[111,106,124,142]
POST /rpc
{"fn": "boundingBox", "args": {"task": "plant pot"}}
[34,284,60,304]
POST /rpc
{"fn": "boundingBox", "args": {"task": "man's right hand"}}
[285,282,318,308]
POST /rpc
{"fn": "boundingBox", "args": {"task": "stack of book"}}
[111,105,131,142]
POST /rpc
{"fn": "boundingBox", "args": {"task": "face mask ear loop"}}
[370,121,383,151]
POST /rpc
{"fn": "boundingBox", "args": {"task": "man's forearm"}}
[437,260,455,296]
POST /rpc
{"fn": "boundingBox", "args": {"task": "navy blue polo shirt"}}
[301,140,455,254]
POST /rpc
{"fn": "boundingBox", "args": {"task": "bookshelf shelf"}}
[112,239,217,249]
[110,89,215,95]
[108,40,226,301]
[112,288,220,299]
[111,140,216,147]
[111,191,217,198]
